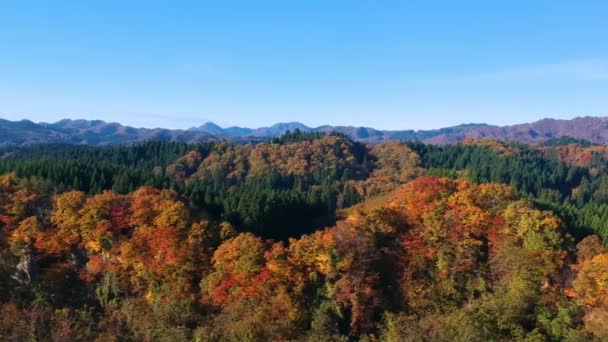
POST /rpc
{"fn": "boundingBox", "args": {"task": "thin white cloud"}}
[482,59,608,81]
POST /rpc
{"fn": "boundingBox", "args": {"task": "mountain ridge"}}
[1,116,607,147]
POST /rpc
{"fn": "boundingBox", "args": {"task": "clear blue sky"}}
[1,1,607,130]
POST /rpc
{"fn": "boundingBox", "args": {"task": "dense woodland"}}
[2,132,608,340]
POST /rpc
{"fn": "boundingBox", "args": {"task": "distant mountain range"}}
[1,116,608,147]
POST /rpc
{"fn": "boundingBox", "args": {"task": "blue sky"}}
[1,1,607,130]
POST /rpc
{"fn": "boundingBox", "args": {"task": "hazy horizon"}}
[1,113,604,131]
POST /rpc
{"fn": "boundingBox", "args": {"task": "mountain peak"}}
[200,122,223,129]
[192,122,225,134]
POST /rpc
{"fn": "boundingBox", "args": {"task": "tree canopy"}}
[1,135,608,340]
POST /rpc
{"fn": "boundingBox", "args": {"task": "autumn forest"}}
[2,131,608,341]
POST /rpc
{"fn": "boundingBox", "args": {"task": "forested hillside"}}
[2,133,608,340]
[0,133,422,240]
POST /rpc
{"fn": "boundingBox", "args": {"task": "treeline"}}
[0,135,416,240]
[4,136,608,244]
[407,140,608,242]
[0,141,205,194]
